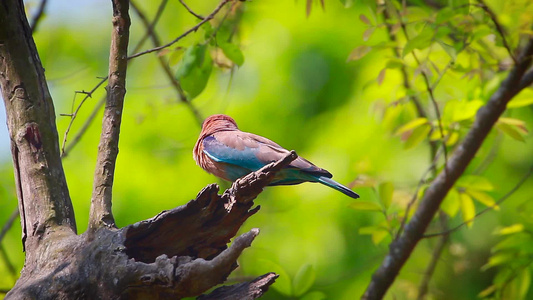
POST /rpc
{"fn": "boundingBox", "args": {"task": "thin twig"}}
[61,0,170,158]
[132,0,169,53]
[179,0,204,20]
[423,166,533,238]
[388,3,449,176]
[0,244,17,278]
[30,0,48,33]
[88,0,131,230]
[130,0,203,126]
[477,0,517,64]
[128,0,232,59]
[60,77,107,157]
[0,208,19,245]
[417,212,449,299]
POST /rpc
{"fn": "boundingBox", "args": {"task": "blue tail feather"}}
[317,176,360,199]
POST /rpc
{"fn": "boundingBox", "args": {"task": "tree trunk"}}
[0,0,282,298]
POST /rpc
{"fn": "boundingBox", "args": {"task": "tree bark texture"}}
[0,0,284,298]
[0,0,76,262]
[362,38,533,299]
[89,0,131,231]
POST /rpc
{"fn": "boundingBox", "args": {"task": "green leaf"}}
[497,123,526,142]
[293,264,315,297]
[395,118,428,135]
[465,190,499,210]
[339,0,353,8]
[436,7,454,24]
[168,48,185,66]
[349,201,382,212]
[498,118,528,134]
[494,224,524,235]
[481,253,515,271]
[378,182,394,209]
[460,192,475,228]
[402,26,434,57]
[372,230,389,245]
[478,285,497,298]
[220,42,245,66]
[385,58,404,69]
[347,45,372,61]
[359,226,389,245]
[175,44,207,79]
[437,40,456,60]
[457,175,494,191]
[449,0,470,15]
[256,259,292,296]
[441,188,460,217]
[404,124,431,149]
[519,268,531,298]
[179,49,213,99]
[301,291,327,300]
[443,99,483,122]
[508,98,533,108]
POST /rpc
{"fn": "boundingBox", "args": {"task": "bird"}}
[193,114,359,199]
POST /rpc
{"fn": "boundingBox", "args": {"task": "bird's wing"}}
[204,131,332,178]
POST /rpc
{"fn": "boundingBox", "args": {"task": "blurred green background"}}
[1,0,533,299]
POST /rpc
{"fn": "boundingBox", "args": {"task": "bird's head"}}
[200,114,239,136]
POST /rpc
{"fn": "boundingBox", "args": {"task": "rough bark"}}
[0,0,76,261]
[4,153,294,299]
[362,38,533,300]
[89,0,131,231]
[1,0,282,298]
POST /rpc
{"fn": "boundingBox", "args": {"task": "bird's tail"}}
[317,176,360,199]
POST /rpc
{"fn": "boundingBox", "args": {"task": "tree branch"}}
[124,150,298,262]
[417,212,449,299]
[128,0,232,59]
[0,0,77,256]
[362,37,533,300]
[89,0,131,230]
[477,0,517,64]
[29,0,48,33]
[0,208,19,245]
[7,151,297,299]
[61,0,169,158]
[130,0,203,126]
[179,0,205,20]
[423,165,533,238]
[198,272,279,300]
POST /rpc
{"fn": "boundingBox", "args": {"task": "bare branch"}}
[198,272,279,300]
[60,77,107,157]
[88,0,131,230]
[124,151,298,262]
[8,151,296,298]
[130,0,203,126]
[423,165,533,238]
[417,212,449,299]
[128,0,233,59]
[0,244,17,278]
[519,68,533,90]
[29,0,48,33]
[477,0,517,64]
[0,208,19,245]
[0,0,77,255]
[61,0,169,158]
[362,38,533,300]
[179,0,204,20]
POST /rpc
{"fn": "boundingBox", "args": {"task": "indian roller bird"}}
[193,114,360,199]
